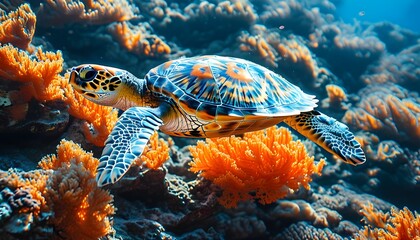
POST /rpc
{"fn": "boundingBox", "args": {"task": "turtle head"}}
[69,64,128,106]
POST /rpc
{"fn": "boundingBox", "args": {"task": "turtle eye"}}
[79,66,97,82]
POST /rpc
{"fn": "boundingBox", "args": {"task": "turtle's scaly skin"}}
[69,55,365,186]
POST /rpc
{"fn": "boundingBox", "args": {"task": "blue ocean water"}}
[336,0,420,32]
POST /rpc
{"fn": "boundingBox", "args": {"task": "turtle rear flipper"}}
[96,107,163,187]
[284,110,366,165]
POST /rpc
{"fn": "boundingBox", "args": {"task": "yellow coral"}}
[189,126,324,208]
[358,203,420,240]
[0,4,36,50]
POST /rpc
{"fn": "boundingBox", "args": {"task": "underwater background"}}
[0,0,419,239]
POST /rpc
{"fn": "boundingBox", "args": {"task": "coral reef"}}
[107,21,171,58]
[0,43,117,144]
[0,0,419,239]
[0,140,114,239]
[342,84,420,147]
[321,84,349,110]
[143,0,257,47]
[357,203,420,239]
[366,22,419,54]
[0,4,36,50]
[36,0,138,26]
[238,24,334,88]
[275,222,344,239]
[308,22,385,86]
[258,0,331,36]
[0,44,63,102]
[362,44,420,90]
[189,126,325,207]
[0,44,68,136]
[135,131,170,170]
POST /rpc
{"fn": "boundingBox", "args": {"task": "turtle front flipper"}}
[284,110,366,165]
[96,107,163,187]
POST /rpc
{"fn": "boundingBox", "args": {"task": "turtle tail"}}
[284,110,366,165]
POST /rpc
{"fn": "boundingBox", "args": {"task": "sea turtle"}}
[69,55,365,187]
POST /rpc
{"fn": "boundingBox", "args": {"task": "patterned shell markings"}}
[146,55,318,121]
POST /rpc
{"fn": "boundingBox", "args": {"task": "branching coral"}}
[357,203,420,240]
[309,23,385,82]
[362,44,420,90]
[40,140,115,239]
[0,44,117,145]
[258,0,328,36]
[189,126,325,208]
[0,44,63,102]
[0,140,114,239]
[0,4,36,50]
[108,21,171,58]
[238,25,333,88]
[365,22,419,54]
[37,0,137,26]
[0,170,49,219]
[321,84,349,110]
[148,0,257,47]
[184,0,257,25]
[343,84,420,147]
[134,131,170,170]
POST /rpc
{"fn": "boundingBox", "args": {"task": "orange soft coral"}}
[238,25,330,88]
[343,84,420,146]
[136,131,170,170]
[0,44,63,102]
[185,0,257,24]
[40,139,114,239]
[0,140,114,239]
[238,25,277,67]
[0,44,117,146]
[38,0,137,26]
[0,169,50,217]
[189,126,325,208]
[108,21,171,58]
[321,84,349,110]
[0,4,36,50]
[358,203,420,240]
